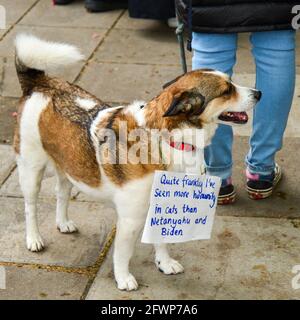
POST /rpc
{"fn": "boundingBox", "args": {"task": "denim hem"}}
[205,164,232,180]
[245,160,275,176]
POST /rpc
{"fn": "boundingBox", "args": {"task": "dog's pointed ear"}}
[163,90,206,117]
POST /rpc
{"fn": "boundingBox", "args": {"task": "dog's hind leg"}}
[154,244,184,275]
[16,92,52,251]
[17,157,46,252]
[55,170,77,233]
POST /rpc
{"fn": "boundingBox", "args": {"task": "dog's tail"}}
[15,33,84,94]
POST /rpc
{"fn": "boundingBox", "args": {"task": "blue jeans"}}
[192,30,296,180]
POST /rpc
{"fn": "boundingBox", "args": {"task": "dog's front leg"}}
[113,216,144,291]
[154,244,184,275]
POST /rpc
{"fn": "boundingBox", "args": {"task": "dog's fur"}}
[14,34,260,291]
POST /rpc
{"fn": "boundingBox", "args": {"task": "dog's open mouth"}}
[218,112,248,124]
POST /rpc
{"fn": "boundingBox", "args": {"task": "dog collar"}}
[169,141,195,152]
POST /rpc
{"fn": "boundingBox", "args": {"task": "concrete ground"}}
[0,0,300,300]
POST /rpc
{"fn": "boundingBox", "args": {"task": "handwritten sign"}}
[141,170,221,244]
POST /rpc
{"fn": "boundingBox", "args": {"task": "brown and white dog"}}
[14,34,261,291]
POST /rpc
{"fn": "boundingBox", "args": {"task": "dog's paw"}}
[116,274,138,291]
[27,234,45,252]
[156,258,184,275]
[57,220,78,233]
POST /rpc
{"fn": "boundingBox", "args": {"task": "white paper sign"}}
[141,170,221,244]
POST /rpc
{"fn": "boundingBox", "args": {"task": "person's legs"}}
[192,32,237,181]
[246,31,296,178]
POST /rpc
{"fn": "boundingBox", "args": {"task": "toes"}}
[156,259,184,275]
[57,220,78,233]
[169,260,184,274]
[27,236,45,252]
[116,274,138,291]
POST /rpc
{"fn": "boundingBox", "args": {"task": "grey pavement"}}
[87,216,300,300]
[0,0,300,300]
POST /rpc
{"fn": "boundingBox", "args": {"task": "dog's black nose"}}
[254,90,262,101]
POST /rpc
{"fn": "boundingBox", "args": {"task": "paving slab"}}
[94,27,192,66]
[102,13,267,73]
[219,136,300,219]
[87,229,226,300]
[0,57,26,97]
[0,26,107,97]
[0,57,16,97]
[20,0,123,29]
[237,33,250,50]
[216,219,300,300]
[1,0,37,26]
[235,47,255,74]
[215,217,300,300]
[0,28,9,39]
[0,97,18,144]
[0,164,79,199]
[214,216,300,300]
[86,215,300,300]
[77,61,182,103]
[0,197,116,267]
[115,11,168,30]
[0,266,88,300]
[0,145,15,186]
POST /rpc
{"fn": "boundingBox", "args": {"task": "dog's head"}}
[159,69,261,127]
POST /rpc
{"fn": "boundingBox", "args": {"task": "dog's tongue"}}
[218,112,248,124]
